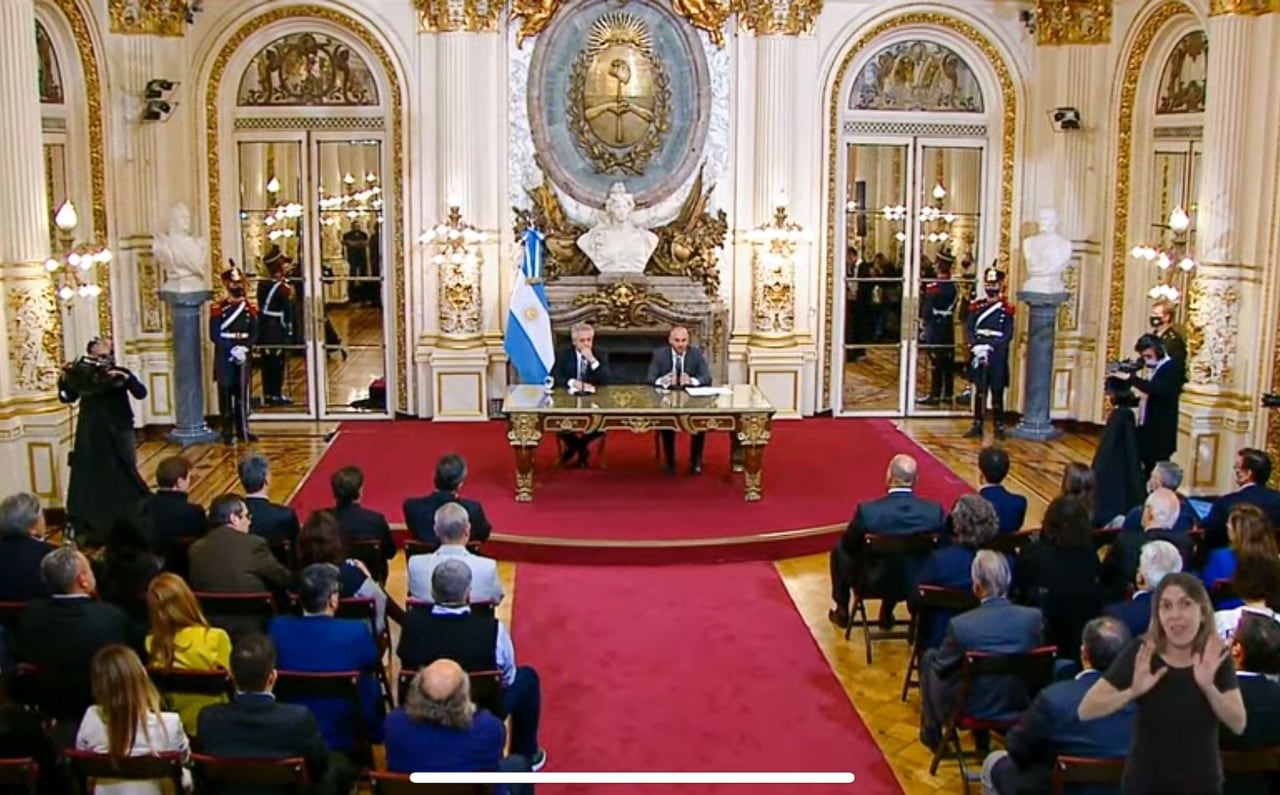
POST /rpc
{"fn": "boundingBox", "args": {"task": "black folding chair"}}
[846,532,941,663]
[0,758,38,795]
[274,670,371,766]
[194,591,277,634]
[147,667,234,701]
[347,539,390,586]
[985,531,1034,556]
[406,599,496,617]
[193,753,310,794]
[1052,755,1125,794]
[65,750,185,794]
[335,597,393,709]
[397,668,504,716]
[0,601,26,633]
[1222,744,1280,794]
[902,585,979,701]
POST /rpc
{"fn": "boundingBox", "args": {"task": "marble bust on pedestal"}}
[577,182,659,276]
[153,203,208,293]
[1021,208,1073,294]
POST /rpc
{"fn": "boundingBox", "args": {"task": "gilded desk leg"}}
[742,445,765,501]
[513,447,537,502]
[730,432,745,473]
[507,414,543,502]
[737,413,773,502]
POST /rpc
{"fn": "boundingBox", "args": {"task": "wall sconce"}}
[45,201,109,303]
[1132,204,1197,302]
[419,205,488,340]
[745,197,809,339]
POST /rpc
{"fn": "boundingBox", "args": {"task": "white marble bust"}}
[153,202,208,293]
[1021,208,1073,294]
[577,182,659,276]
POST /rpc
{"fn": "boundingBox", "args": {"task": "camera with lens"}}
[1108,358,1144,375]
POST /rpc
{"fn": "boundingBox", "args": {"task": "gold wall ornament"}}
[734,0,823,36]
[135,246,166,333]
[510,0,567,48]
[571,281,673,327]
[567,13,672,176]
[507,412,543,445]
[414,0,501,32]
[35,22,64,103]
[6,283,62,393]
[746,203,806,337]
[671,0,732,46]
[822,11,1017,408]
[1184,277,1238,385]
[648,170,727,297]
[108,0,189,36]
[420,206,486,339]
[206,5,408,411]
[1209,0,1280,15]
[513,180,592,278]
[1104,1,1191,367]
[1034,0,1113,46]
[238,32,379,106]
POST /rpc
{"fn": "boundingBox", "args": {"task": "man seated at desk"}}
[551,322,610,467]
[647,325,713,475]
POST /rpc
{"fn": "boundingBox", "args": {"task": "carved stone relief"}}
[1156,31,1207,115]
[1034,0,1112,46]
[6,284,62,393]
[849,41,983,113]
[237,33,379,107]
[1185,279,1238,385]
[107,0,189,37]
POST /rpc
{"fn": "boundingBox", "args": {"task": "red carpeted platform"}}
[289,418,970,564]
[512,561,904,793]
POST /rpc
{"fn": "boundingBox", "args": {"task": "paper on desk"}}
[685,386,731,397]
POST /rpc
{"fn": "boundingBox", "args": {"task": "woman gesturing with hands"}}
[1077,572,1246,794]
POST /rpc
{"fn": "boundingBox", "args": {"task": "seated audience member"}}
[1014,497,1104,665]
[914,494,1000,649]
[407,503,504,604]
[0,628,62,795]
[75,644,191,794]
[295,510,400,634]
[1220,613,1280,795]
[1060,462,1111,529]
[95,517,161,625]
[980,617,1134,795]
[0,492,56,601]
[386,660,532,795]
[268,563,383,755]
[403,454,493,544]
[398,560,545,770]
[196,633,354,795]
[1101,489,1192,599]
[1202,504,1277,606]
[1103,539,1183,638]
[1204,447,1280,549]
[137,455,207,564]
[829,454,947,630]
[1119,461,1197,534]
[1091,380,1145,525]
[976,447,1027,535]
[919,551,1043,750]
[145,574,232,736]
[188,494,293,597]
[328,466,396,566]
[1214,553,1280,641]
[18,547,144,726]
[239,454,301,549]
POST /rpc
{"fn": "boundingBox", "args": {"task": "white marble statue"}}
[577,182,659,276]
[1021,208,1073,294]
[153,203,208,293]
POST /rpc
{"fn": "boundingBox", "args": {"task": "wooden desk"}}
[502,384,776,502]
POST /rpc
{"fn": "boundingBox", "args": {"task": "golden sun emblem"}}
[523,306,541,322]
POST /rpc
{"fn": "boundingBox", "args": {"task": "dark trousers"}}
[929,348,955,399]
[972,364,1007,428]
[500,754,534,795]
[659,430,705,468]
[558,431,603,462]
[501,666,542,757]
[216,365,252,439]
[318,751,358,795]
[829,544,903,621]
[260,351,285,398]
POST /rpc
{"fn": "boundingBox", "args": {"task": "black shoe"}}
[237,432,259,443]
[575,450,589,468]
[963,424,983,439]
[221,433,234,445]
[665,463,677,476]
[994,426,1007,440]
[828,609,850,629]
[559,446,577,465]
[690,460,703,475]
[916,396,939,406]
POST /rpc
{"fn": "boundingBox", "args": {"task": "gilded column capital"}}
[416,0,501,33]
[107,0,191,37]
[1209,0,1280,16]
[733,0,822,36]
[1034,0,1113,45]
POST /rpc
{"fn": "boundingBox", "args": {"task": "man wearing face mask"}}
[963,268,1014,439]
[58,338,151,544]
[1148,299,1187,372]
[1111,333,1185,477]
[210,265,259,444]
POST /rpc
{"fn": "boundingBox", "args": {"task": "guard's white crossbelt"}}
[410,772,855,784]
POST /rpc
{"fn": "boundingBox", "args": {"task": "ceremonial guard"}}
[210,264,258,443]
[257,246,294,406]
[964,267,1014,439]
[917,251,959,405]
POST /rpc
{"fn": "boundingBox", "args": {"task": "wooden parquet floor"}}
[136,416,1100,793]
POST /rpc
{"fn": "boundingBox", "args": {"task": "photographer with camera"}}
[1110,333,1186,477]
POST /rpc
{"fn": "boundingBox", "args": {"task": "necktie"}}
[577,356,585,381]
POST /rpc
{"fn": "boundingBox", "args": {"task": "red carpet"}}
[512,562,902,794]
[289,418,970,563]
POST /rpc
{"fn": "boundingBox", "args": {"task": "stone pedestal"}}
[1011,291,1068,441]
[160,290,218,446]
[430,347,491,421]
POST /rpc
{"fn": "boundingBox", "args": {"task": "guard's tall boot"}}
[964,389,984,439]
[993,388,1007,440]
[218,387,234,444]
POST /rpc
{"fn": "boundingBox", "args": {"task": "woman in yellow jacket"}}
[145,573,231,735]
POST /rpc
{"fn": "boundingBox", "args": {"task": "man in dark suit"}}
[197,632,354,795]
[189,494,293,633]
[981,617,1134,795]
[920,551,1044,750]
[328,466,396,582]
[550,322,610,467]
[1119,460,1197,534]
[646,325,714,474]
[0,492,55,601]
[16,547,144,726]
[1203,448,1280,549]
[1102,539,1182,637]
[977,446,1027,535]
[404,454,492,545]
[239,454,300,549]
[1111,333,1184,477]
[829,454,947,629]
[137,455,207,567]
[1101,490,1192,599]
[1221,613,1280,795]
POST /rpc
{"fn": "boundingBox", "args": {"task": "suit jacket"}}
[0,535,56,601]
[841,489,947,602]
[1103,591,1153,638]
[930,596,1044,721]
[1014,540,1103,664]
[403,491,492,544]
[550,346,610,389]
[1128,357,1184,463]
[913,545,978,649]
[979,484,1027,535]
[1101,528,1193,598]
[406,546,504,603]
[16,596,145,720]
[331,503,396,561]
[1120,496,1198,535]
[245,496,301,548]
[384,707,507,795]
[138,490,207,559]
[196,692,331,795]
[645,346,712,386]
[1203,484,1280,549]
[188,526,293,594]
[1220,673,1280,795]
[1003,669,1134,795]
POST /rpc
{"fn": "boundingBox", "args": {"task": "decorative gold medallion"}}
[567,13,672,176]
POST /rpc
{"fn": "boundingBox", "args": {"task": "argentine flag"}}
[504,228,555,383]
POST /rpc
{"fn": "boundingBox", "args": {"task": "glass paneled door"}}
[836,138,984,415]
[235,133,392,419]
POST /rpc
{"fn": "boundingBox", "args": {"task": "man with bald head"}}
[1101,487,1193,599]
[829,453,947,629]
[384,659,532,794]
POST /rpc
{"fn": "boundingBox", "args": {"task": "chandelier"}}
[319,172,383,227]
[1131,205,1196,302]
[45,201,109,303]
